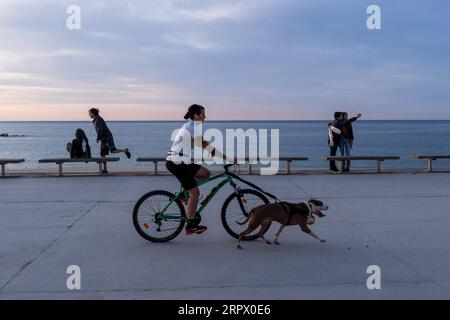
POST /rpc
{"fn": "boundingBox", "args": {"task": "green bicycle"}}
[132,164,278,242]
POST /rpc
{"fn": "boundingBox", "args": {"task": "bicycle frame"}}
[159,166,279,221]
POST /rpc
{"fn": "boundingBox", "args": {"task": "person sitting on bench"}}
[67,128,92,159]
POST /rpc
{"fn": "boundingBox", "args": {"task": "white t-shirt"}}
[166,120,202,162]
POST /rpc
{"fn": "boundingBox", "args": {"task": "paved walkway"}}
[1,172,450,299]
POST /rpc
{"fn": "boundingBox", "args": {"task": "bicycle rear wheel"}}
[221,189,270,240]
[133,190,186,242]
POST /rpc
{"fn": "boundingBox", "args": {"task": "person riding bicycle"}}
[166,104,232,235]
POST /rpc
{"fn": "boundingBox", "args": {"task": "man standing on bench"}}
[89,107,131,174]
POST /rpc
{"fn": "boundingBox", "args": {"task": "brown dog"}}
[237,199,329,249]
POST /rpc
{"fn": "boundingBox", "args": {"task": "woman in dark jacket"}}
[67,128,92,159]
[88,107,131,173]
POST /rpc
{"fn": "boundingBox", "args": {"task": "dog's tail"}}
[236,208,255,225]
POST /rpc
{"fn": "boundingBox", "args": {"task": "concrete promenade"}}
[1,171,450,299]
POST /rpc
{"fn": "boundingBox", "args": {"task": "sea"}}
[1,121,449,170]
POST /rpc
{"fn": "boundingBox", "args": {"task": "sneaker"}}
[330,168,339,173]
[125,149,131,159]
[185,225,207,235]
[102,169,108,174]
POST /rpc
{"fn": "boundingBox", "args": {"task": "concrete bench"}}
[326,156,400,173]
[137,157,309,175]
[276,157,309,174]
[38,158,120,176]
[415,155,450,172]
[137,158,164,175]
[0,159,25,177]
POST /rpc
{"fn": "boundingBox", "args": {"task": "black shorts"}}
[166,161,202,191]
[100,137,117,157]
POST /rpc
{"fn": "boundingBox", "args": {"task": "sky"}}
[0,0,449,121]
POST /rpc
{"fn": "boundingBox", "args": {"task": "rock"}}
[0,133,27,137]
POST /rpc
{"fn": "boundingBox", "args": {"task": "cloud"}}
[0,0,449,120]
[123,0,296,23]
[87,31,123,41]
[0,72,48,81]
[163,33,217,50]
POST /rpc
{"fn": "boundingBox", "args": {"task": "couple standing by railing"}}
[328,112,362,173]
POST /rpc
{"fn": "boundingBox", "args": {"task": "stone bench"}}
[38,158,120,176]
[326,156,401,173]
[137,158,164,175]
[277,157,309,174]
[137,157,309,175]
[0,159,25,177]
[415,155,450,172]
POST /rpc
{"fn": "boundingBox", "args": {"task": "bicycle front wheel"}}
[133,190,186,242]
[221,189,270,240]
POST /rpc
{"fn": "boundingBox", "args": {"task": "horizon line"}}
[1,119,450,122]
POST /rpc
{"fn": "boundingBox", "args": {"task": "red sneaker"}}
[185,225,207,235]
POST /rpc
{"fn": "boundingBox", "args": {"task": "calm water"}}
[1,121,450,169]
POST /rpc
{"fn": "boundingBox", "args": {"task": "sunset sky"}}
[0,0,449,121]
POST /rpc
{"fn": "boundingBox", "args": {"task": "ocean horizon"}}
[1,120,450,170]
[2,119,450,122]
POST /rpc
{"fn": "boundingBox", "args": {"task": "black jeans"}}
[329,144,339,170]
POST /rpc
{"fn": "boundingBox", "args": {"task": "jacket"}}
[70,139,92,158]
[93,116,113,142]
[328,117,358,146]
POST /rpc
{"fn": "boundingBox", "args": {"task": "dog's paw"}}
[320,239,327,243]
[265,240,272,245]
[237,244,243,249]
[273,240,280,245]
